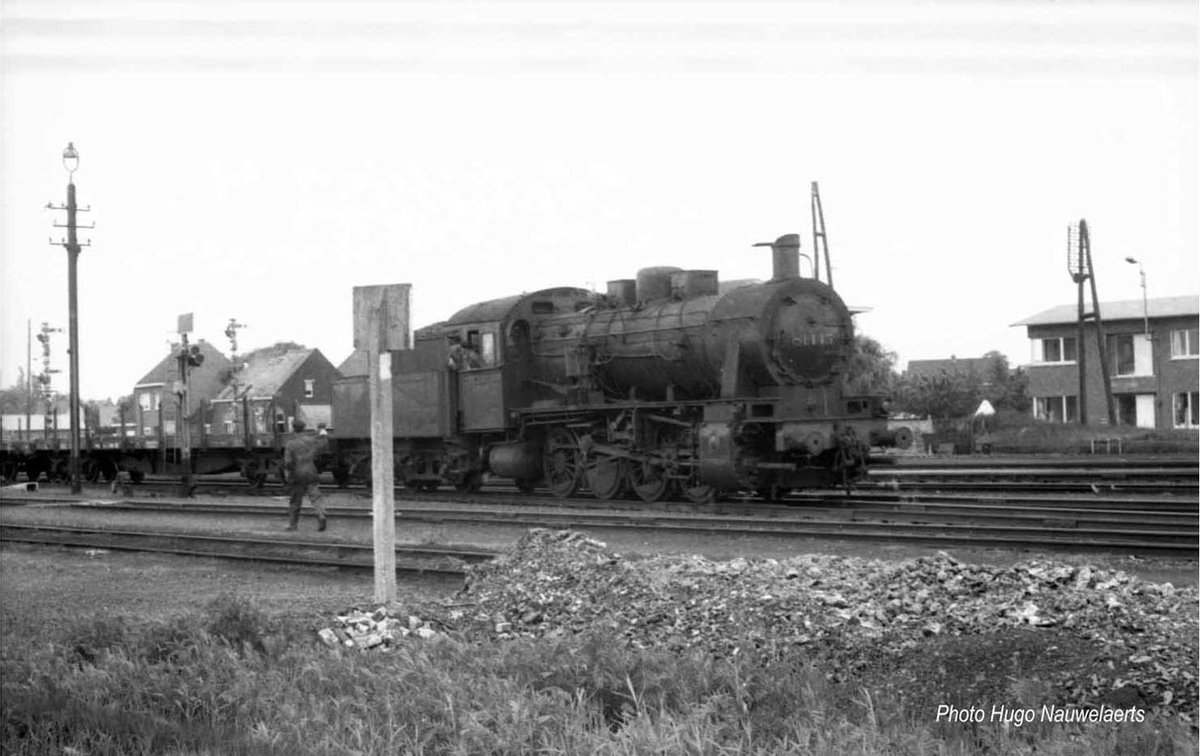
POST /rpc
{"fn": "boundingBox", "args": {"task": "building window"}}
[1116,395,1136,427]
[480,332,497,367]
[1171,328,1199,358]
[1108,333,1154,377]
[1034,337,1077,364]
[1035,395,1078,423]
[1175,392,1199,429]
[138,391,163,411]
[304,379,315,399]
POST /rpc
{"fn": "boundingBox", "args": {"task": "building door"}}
[1135,394,1156,429]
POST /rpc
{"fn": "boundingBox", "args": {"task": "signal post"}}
[175,313,203,496]
[353,284,411,604]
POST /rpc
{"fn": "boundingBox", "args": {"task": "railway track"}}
[16,464,1195,507]
[6,490,1196,557]
[0,522,493,577]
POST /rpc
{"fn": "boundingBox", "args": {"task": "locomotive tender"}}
[331,234,909,502]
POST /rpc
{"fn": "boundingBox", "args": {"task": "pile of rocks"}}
[457,529,1198,719]
[316,529,1197,719]
[317,606,441,651]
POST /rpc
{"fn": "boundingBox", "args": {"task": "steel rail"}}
[57,496,1198,531]
[23,496,1200,557]
[0,522,492,576]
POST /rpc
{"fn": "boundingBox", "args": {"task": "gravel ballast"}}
[437,529,1198,722]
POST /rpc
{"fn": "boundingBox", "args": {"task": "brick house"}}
[206,345,341,439]
[131,340,232,441]
[1012,295,1199,430]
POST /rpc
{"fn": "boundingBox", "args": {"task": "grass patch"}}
[3,598,1195,755]
[932,410,1199,455]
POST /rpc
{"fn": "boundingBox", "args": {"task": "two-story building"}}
[1012,295,1199,430]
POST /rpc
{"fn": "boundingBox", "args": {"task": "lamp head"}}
[62,142,80,178]
[1124,256,1138,265]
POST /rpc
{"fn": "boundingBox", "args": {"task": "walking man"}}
[283,419,328,531]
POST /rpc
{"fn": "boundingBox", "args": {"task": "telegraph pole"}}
[25,320,32,441]
[47,143,92,493]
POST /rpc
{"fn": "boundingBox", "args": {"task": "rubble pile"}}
[317,606,441,651]
[457,529,1199,718]
[315,529,1196,718]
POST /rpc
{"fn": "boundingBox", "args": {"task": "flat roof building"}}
[1012,296,1198,430]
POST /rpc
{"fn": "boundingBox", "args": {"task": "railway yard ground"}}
[2,457,1197,754]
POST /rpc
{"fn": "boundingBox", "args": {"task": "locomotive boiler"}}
[330,233,908,502]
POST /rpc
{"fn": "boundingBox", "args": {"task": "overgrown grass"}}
[2,596,1194,755]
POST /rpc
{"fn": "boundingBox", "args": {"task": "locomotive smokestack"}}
[753,234,801,281]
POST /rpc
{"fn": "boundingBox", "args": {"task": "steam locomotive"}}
[330,234,909,502]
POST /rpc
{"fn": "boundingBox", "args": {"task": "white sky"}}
[2,0,1197,401]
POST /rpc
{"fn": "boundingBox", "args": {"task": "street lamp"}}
[63,142,80,177]
[47,142,92,493]
[1125,256,1149,335]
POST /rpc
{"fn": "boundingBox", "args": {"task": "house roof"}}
[337,350,368,378]
[134,341,227,387]
[214,348,314,400]
[1012,295,1199,327]
[906,356,1000,378]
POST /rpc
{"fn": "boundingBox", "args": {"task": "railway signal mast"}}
[810,182,834,286]
[176,313,203,495]
[225,318,249,440]
[225,318,247,358]
[1067,220,1117,426]
[35,322,63,444]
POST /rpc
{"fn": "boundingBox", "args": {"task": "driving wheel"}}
[586,455,627,500]
[543,427,582,498]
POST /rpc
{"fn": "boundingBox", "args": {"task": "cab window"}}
[464,329,499,368]
[480,332,497,366]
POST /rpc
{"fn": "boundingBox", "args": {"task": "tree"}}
[892,350,1030,420]
[894,370,984,421]
[980,350,1030,413]
[843,334,899,395]
[238,342,306,365]
[0,368,38,415]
